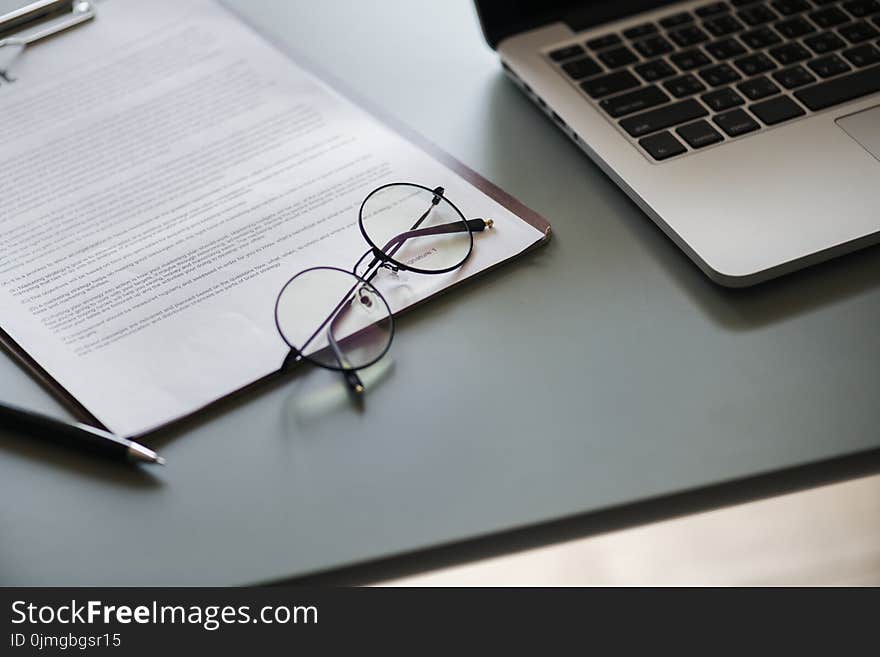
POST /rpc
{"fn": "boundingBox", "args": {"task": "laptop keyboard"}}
[546,0,880,161]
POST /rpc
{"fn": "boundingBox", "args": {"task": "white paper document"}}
[0,0,546,436]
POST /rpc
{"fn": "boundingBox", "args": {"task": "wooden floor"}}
[381,473,880,586]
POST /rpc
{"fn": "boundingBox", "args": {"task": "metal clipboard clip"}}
[0,0,95,77]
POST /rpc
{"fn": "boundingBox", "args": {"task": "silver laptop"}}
[475,0,880,286]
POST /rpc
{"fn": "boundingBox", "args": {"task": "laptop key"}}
[794,62,880,109]
[634,36,675,58]
[842,1,880,18]
[600,85,671,117]
[623,23,658,39]
[677,120,725,147]
[587,34,622,50]
[704,15,746,37]
[804,31,848,54]
[737,74,782,98]
[581,70,641,98]
[664,73,708,97]
[620,98,709,137]
[635,59,677,82]
[550,45,585,62]
[699,63,743,85]
[750,95,806,124]
[562,56,603,80]
[671,48,713,70]
[706,38,748,59]
[809,7,850,28]
[839,21,880,43]
[741,26,784,48]
[696,2,730,18]
[669,25,711,46]
[775,17,816,39]
[734,52,778,75]
[639,131,687,160]
[660,12,695,29]
[769,42,812,65]
[702,86,746,110]
[739,5,778,26]
[773,64,817,87]
[842,43,880,66]
[713,108,761,136]
[771,0,812,16]
[807,54,852,77]
[599,45,639,68]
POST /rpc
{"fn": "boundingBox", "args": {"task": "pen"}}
[0,401,165,466]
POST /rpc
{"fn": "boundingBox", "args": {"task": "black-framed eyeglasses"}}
[274,182,493,395]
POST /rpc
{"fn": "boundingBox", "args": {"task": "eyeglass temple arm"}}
[281,286,366,396]
[332,216,492,389]
[294,192,491,392]
[356,189,444,276]
[327,218,493,393]
[327,307,365,396]
[376,218,493,269]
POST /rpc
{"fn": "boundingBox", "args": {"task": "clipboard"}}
[0,0,552,437]
[0,0,95,68]
[0,0,102,426]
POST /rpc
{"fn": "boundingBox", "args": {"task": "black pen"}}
[0,401,165,466]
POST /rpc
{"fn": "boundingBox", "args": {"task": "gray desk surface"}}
[2,0,879,586]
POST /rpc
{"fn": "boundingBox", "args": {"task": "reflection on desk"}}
[382,473,880,586]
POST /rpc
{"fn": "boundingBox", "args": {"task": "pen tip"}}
[127,442,165,466]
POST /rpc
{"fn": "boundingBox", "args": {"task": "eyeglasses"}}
[274,182,493,395]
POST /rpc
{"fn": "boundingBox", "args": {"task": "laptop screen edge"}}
[475,0,680,49]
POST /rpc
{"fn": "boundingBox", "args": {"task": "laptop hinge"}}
[565,1,678,33]
[476,0,679,49]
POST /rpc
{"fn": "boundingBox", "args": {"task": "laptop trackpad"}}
[837,105,880,162]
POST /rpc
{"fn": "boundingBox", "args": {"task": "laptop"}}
[475,0,880,286]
